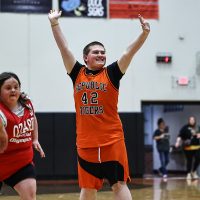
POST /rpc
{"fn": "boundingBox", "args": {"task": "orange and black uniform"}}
[69,61,130,189]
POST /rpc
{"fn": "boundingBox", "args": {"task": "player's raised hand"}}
[138,14,150,34]
[48,9,62,25]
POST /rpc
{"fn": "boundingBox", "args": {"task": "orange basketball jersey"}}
[74,66,124,148]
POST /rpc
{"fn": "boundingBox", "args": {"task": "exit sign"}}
[178,77,189,86]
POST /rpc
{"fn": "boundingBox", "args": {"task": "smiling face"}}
[83,44,106,71]
[0,77,21,109]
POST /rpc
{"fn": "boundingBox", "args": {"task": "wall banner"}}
[0,0,52,13]
[109,0,159,19]
[59,0,107,18]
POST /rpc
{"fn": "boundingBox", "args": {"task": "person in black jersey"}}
[175,116,200,180]
[48,9,150,200]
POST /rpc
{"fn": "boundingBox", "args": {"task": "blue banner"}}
[59,0,107,18]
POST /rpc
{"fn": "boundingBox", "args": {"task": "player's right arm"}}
[0,115,8,153]
[48,10,76,74]
[118,14,150,74]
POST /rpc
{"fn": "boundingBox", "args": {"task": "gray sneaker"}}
[192,171,199,179]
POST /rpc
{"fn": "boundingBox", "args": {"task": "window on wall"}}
[163,105,184,112]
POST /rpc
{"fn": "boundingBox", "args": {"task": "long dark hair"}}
[0,72,30,110]
[188,116,196,128]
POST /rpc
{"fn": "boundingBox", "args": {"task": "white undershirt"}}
[12,103,24,117]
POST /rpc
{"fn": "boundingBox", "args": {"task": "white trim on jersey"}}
[0,110,7,127]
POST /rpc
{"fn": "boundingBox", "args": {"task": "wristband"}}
[51,23,59,27]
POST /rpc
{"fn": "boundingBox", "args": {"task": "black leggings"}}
[184,149,200,173]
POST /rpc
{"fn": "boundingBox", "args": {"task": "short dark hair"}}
[83,41,105,56]
[157,118,164,126]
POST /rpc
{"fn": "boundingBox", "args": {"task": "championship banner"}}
[0,0,52,13]
[59,0,107,18]
[109,0,159,19]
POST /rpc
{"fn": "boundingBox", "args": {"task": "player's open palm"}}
[48,10,62,23]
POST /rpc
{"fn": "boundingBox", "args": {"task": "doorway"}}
[142,101,200,175]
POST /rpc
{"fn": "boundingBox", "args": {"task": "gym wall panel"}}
[34,112,144,179]
[34,113,55,177]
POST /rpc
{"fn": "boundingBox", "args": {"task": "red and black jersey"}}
[69,61,125,148]
[0,100,34,181]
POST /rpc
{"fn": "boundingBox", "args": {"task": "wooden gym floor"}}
[0,176,200,199]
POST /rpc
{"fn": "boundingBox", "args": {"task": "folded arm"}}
[154,134,165,141]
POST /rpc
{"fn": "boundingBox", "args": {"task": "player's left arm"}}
[118,14,150,74]
[32,114,45,158]
[0,117,8,153]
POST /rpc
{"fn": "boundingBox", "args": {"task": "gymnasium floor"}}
[1,176,200,200]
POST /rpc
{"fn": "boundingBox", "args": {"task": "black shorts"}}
[3,163,36,188]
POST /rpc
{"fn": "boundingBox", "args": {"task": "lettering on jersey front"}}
[10,137,32,144]
[75,81,107,115]
[80,105,104,115]
[10,117,34,143]
[75,81,107,93]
